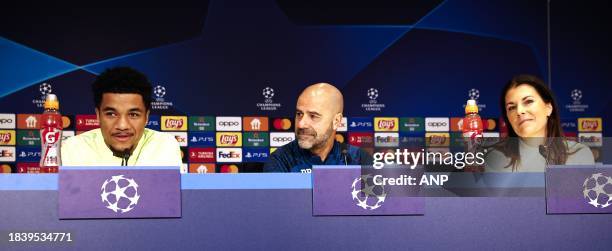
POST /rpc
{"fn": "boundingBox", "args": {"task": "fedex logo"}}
[216,148,242,162]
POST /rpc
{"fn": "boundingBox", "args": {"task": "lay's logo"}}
[374,117,398,131]
[0,130,15,145]
[425,133,450,147]
[216,132,242,147]
[161,116,187,131]
[578,118,602,132]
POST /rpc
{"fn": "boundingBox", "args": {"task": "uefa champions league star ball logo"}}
[571,89,582,102]
[367,88,378,100]
[153,85,166,99]
[468,88,480,100]
[351,174,387,210]
[39,83,52,96]
[100,175,141,213]
[262,87,275,100]
[582,173,612,209]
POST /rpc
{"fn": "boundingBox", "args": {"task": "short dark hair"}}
[92,67,152,110]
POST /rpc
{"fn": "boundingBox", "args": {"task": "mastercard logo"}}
[220,164,239,173]
[484,119,497,130]
[62,116,71,129]
[335,134,345,143]
[273,118,292,130]
[1,164,11,173]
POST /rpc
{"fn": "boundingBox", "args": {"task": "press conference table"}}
[1,174,610,250]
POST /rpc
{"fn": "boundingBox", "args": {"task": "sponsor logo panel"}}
[75,115,99,131]
[243,117,269,131]
[399,117,424,133]
[0,130,16,145]
[374,132,399,147]
[16,147,40,162]
[577,118,602,132]
[578,133,603,147]
[216,148,242,162]
[17,114,41,129]
[188,132,215,147]
[189,116,215,131]
[425,133,450,147]
[374,117,398,131]
[216,117,242,131]
[0,114,16,129]
[216,132,243,147]
[348,132,374,147]
[161,116,188,131]
[270,132,295,147]
[243,148,270,162]
[0,146,16,162]
[243,132,269,147]
[189,148,216,162]
[146,115,161,131]
[167,132,188,147]
[425,117,449,132]
[270,117,293,131]
[189,163,216,173]
[16,130,40,146]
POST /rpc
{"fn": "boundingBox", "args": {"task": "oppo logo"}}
[427,122,448,127]
[218,121,239,126]
[272,137,293,142]
[0,119,13,124]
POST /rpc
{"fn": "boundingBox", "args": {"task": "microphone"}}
[539,144,550,167]
[538,145,548,159]
[113,149,132,166]
[341,143,351,165]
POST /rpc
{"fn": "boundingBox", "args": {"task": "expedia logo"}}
[578,118,602,132]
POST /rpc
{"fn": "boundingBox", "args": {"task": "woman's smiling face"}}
[504,84,553,138]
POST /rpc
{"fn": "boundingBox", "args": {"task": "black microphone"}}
[539,144,550,166]
[341,143,351,165]
[114,149,132,166]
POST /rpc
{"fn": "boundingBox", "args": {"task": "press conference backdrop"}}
[0,1,609,173]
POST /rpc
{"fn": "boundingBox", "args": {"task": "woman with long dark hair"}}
[486,74,594,172]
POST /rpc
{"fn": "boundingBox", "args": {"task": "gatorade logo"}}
[41,128,61,145]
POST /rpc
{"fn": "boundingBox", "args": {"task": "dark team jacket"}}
[263,140,373,173]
